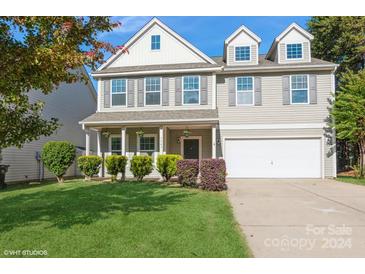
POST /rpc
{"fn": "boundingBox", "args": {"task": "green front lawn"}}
[336,176,365,186]
[0,180,250,258]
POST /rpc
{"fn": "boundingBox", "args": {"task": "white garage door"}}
[225,138,321,178]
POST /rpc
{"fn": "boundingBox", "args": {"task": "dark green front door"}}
[183,139,199,159]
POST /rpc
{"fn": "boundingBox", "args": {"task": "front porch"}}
[84,124,218,178]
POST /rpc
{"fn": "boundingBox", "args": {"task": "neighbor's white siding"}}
[109,24,206,68]
[2,81,97,183]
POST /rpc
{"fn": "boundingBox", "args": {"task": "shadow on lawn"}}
[0,182,194,232]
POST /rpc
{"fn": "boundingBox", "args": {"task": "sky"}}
[89,16,311,88]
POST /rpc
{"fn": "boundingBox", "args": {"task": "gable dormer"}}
[98,17,216,70]
[224,25,261,66]
[267,23,313,64]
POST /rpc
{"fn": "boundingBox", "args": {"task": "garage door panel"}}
[225,138,321,178]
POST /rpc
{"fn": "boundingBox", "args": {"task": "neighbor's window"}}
[111,137,121,155]
[151,35,160,50]
[111,79,126,106]
[235,46,251,61]
[286,43,303,59]
[183,76,200,104]
[291,75,309,104]
[139,135,156,156]
[145,77,161,105]
[236,76,254,105]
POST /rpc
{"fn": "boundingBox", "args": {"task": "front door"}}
[183,139,200,159]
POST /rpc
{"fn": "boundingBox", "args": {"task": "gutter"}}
[219,64,339,74]
[79,118,219,126]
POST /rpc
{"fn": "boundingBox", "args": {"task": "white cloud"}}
[99,16,152,39]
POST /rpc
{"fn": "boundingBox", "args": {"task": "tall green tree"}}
[332,69,365,177]
[308,16,365,76]
[0,16,124,158]
[308,16,365,171]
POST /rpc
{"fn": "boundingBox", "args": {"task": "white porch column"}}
[96,130,102,177]
[212,125,217,159]
[85,129,90,156]
[159,126,164,154]
[121,127,126,156]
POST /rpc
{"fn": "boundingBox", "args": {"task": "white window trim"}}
[180,136,202,160]
[109,134,129,154]
[290,74,310,105]
[110,79,127,107]
[151,35,161,51]
[286,43,304,61]
[234,45,252,63]
[182,75,201,105]
[137,133,158,153]
[235,76,255,106]
[144,77,162,106]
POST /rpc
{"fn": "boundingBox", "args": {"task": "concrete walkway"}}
[227,179,365,257]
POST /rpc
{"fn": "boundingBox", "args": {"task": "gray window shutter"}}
[200,76,208,105]
[309,74,317,104]
[162,77,169,106]
[175,77,182,106]
[127,79,134,107]
[137,78,144,107]
[282,75,290,105]
[228,77,236,106]
[254,77,262,106]
[104,79,110,108]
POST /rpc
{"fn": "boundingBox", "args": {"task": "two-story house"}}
[80,17,338,179]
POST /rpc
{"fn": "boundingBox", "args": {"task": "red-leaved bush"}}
[176,159,199,187]
[199,159,227,191]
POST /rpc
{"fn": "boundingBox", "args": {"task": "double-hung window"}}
[236,76,254,105]
[151,35,160,50]
[111,79,126,106]
[290,75,309,104]
[183,76,200,105]
[145,77,161,105]
[138,134,156,156]
[235,46,251,61]
[286,43,303,59]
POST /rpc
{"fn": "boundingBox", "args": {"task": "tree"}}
[0,16,125,158]
[307,16,365,172]
[307,16,365,76]
[332,69,365,177]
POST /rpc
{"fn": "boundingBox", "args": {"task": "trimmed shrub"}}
[77,155,102,180]
[41,141,76,183]
[199,159,227,191]
[176,159,199,187]
[130,155,153,181]
[157,154,183,182]
[105,155,128,181]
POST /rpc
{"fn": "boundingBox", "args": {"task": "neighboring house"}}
[3,68,97,183]
[80,18,338,179]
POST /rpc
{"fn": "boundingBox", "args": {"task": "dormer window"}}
[286,43,303,59]
[151,35,160,50]
[235,46,251,61]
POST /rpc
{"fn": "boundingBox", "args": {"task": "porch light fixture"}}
[183,129,191,138]
[177,137,181,144]
[102,131,111,138]
[136,128,144,137]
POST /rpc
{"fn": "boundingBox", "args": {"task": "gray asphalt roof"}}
[92,62,221,75]
[80,109,219,124]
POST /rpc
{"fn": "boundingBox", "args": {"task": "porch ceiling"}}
[80,109,219,126]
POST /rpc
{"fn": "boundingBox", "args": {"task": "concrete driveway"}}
[227,179,365,257]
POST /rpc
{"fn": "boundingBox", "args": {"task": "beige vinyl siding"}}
[217,71,332,124]
[2,81,97,183]
[227,44,258,66]
[217,128,335,178]
[99,74,213,112]
[279,41,310,64]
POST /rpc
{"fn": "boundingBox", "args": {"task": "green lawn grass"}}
[336,176,365,186]
[0,180,250,258]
